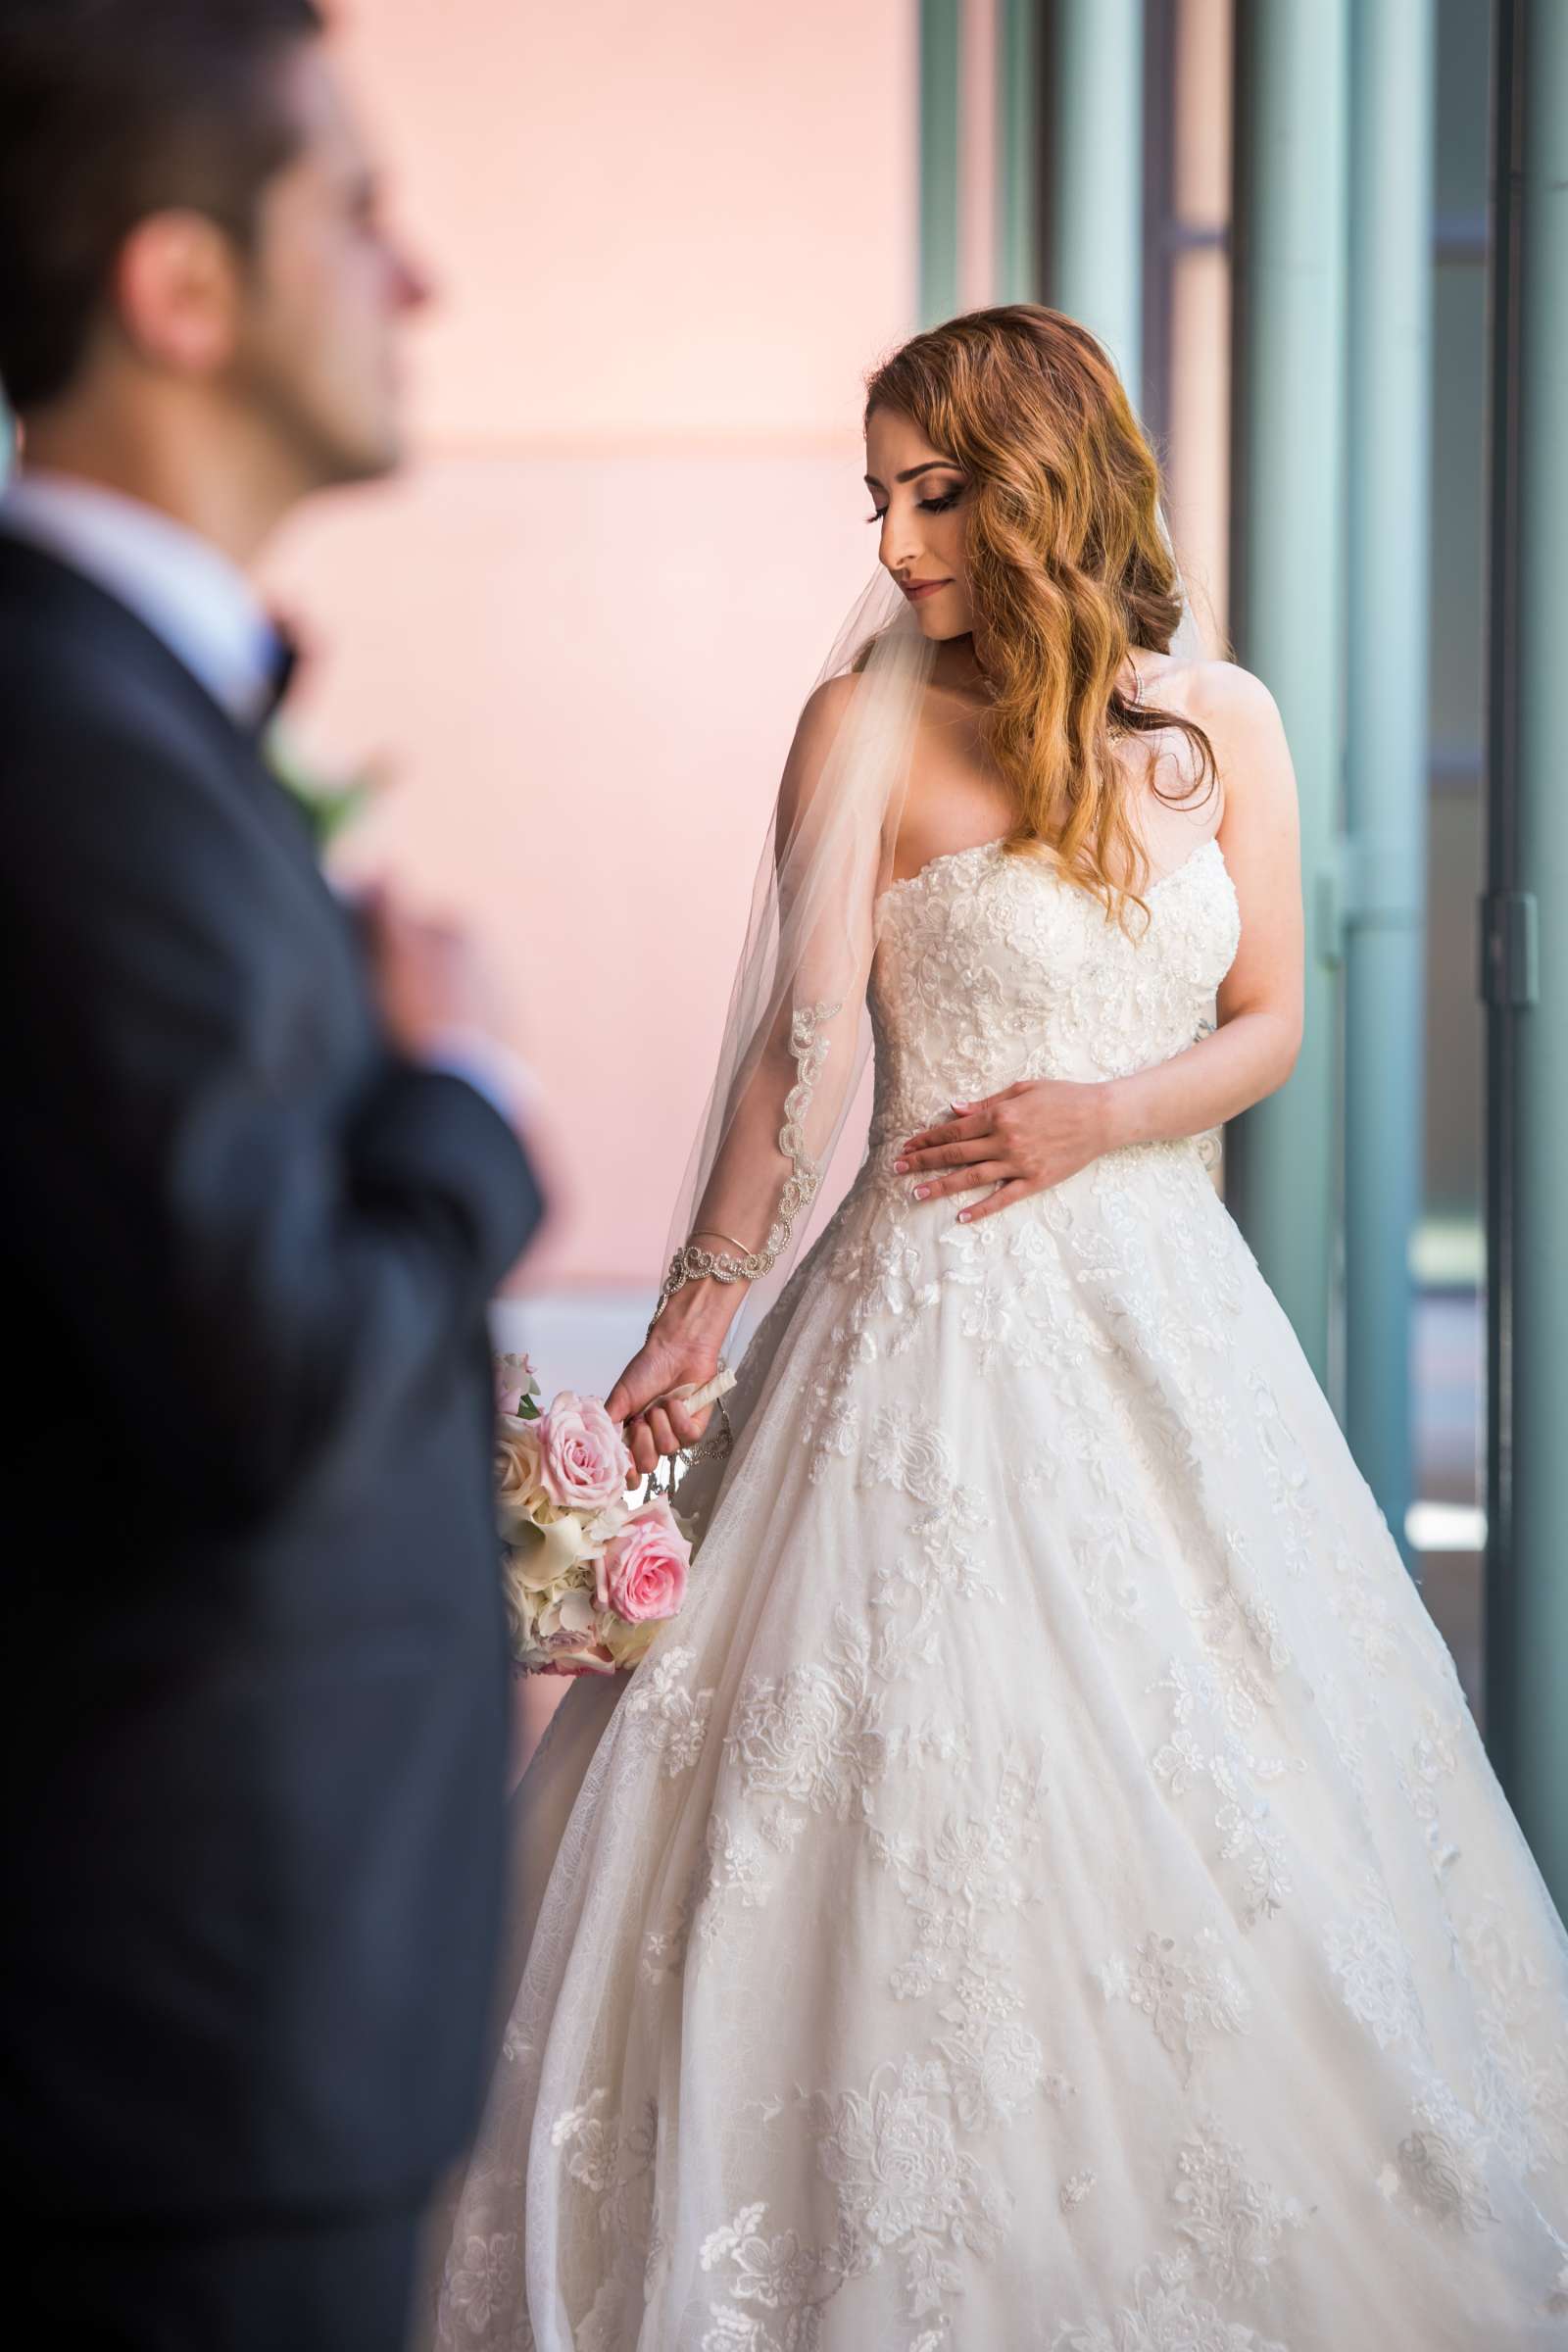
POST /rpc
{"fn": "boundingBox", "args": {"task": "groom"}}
[0,4,540,2344]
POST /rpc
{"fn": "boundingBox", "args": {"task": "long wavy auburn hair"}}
[864,304,1217,929]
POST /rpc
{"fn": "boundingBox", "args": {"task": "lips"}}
[900,578,951,602]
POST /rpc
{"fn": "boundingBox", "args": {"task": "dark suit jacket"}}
[0,533,543,2222]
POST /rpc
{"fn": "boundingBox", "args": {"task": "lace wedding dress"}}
[437,832,1568,2349]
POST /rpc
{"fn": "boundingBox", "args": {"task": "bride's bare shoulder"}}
[1163,660,1298,841]
[1148,654,1289,775]
[791,672,859,753]
[1161,649,1278,738]
[1188,664,1292,804]
[1141,649,1279,729]
[1185,657,1282,732]
[775,673,863,830]
[1132,655,1294,833]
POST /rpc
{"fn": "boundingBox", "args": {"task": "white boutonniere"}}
[262,717,380,853]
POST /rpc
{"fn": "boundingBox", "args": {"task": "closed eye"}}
[865,488,964,524]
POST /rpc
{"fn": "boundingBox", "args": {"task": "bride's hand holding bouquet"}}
[605,1281,734,1483]
[496,1329,735,1678]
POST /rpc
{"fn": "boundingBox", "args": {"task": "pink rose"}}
[537,1391,630,1512]
[599,1498,691,1625]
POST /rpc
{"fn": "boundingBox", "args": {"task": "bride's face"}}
[864,405,974,641]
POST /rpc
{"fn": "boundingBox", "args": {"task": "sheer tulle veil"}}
[658,505,1201,1367]
[656,570,935,1359]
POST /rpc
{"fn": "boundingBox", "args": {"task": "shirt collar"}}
[0,469,281,728]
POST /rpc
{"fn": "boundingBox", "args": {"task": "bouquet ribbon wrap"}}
[643,1367,738,1420]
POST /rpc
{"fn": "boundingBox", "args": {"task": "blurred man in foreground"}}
[0,5,542,2343]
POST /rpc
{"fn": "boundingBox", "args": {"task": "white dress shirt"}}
[0,468,282,726]
[0,469,531,1132]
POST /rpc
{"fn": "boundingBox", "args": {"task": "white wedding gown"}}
[437,832,1568,2349]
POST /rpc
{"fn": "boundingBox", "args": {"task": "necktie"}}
[256,634,368,854]
[254,623,300,734]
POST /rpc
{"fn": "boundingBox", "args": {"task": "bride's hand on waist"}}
[607,1291,732,1481]
[895,1079,1117,1225]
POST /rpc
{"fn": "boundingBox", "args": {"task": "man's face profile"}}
[233,40,430,492]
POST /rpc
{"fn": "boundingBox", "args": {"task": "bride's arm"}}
[896,664,1303,1223]
[1102,663,1303,1142]
[604,1048,813,1475]
[608,679,868,1473]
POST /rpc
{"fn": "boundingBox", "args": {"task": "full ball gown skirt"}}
[436,835,1568,2349]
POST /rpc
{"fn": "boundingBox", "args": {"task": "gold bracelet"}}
[690,1226,759,1258]
[652,1235,772,1326]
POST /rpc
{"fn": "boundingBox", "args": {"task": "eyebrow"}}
[863,460,963,490]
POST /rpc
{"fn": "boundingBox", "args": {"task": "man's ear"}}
[112,210,243,378]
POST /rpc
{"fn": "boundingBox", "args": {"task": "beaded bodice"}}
[866,833,1241,1145]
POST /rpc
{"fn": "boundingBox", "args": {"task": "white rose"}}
[537,1586,599,1640]
[494,1350,541,1417]
[584,1496,632,1549]
[496,1416,548,1533]
[600,1613,660,1672]
[509,1510,590,1592]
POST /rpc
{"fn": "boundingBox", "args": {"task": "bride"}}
[436,306,1568,2348]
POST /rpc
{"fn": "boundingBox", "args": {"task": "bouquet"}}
[494,1351,733,1677]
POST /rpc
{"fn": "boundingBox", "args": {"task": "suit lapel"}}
[0,530,354,919]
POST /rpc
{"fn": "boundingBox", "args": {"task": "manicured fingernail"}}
[894,1158,908,1174]
[957,1210,971,1222]
[952,1101,968,1111]
[913,1185,930,1200]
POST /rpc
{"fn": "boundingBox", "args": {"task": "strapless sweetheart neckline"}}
[878,828,1229,910]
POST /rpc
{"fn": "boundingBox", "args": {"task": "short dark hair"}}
[0,0,324,412]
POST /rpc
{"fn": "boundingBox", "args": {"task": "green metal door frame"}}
[1226,0,1351,1394]
[1044,0,1146,392]
[1482,0,1568,1913]
[920,0,963,326]
[995,0,1041,305]
[1342,0,1436,1571]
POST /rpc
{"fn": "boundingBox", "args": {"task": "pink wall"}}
[1166,0,1232,654]
[262,0,918,1290]
[958,0,998,310]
